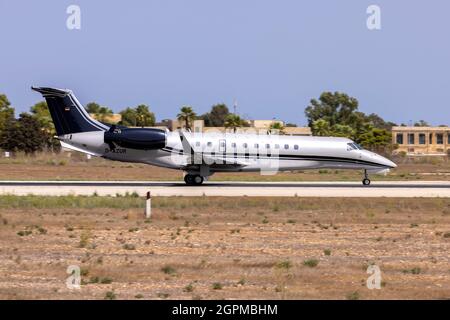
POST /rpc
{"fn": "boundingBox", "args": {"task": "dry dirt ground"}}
[0,152,450,181]
[0,196,449,300]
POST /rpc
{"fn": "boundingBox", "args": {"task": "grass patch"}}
[303,259,319,268]
[212,282,223,290]
[346,291,360,300]
[402,267,422,275]
[161,265,176,275]
[275,260,293,270]
[104,291,117,300]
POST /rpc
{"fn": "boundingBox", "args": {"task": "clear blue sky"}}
[1,0,449,126]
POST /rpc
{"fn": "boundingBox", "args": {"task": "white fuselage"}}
[59,131,396,176]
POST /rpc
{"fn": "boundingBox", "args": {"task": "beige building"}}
[161,119,311,136]
[392,126,450,155]
[90,113,122,124]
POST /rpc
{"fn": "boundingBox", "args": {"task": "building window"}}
[294,145,299,150]
[254,143,259,149]
[284,144,289,149]
[436,133,443,144]
[396,133,403,144]
[265,144,270,149]
[429,133,433,144]
[274,144,280,149]
[195,141,201,147]
[207,142,212,147]
[407,133,415,145]
[231,142,236,148]
[419,133,426,145]
[448,134,450,144]
[243,143,248,148]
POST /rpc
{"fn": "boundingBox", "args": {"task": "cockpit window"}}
[347,142,363,151]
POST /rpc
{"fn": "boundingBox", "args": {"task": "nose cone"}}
[363,151,397,168]
[380,156,397,169]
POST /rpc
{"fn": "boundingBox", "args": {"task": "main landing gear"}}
[362,170,371,186]
[184,174,204,186]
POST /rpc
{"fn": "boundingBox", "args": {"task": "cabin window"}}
[207,142,212,147]
[254,143,259,149]
[396,133,403,144]
[436,133,444,144]
[243,143,248,148]
[265,144,270,149]
[407,134,415,145]
[294,145,299,150]
[195,141,201,147]
[274,144,280,149]
[231,142,236,148]
[284,144,289,149]
[419,134,426,145]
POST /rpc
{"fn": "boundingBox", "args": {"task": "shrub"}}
[122,243,136,250]
[303,259,319,268]
[275,260,292,270]
[161,265,176,275]
[105,291,117,300]
[212,282,223,290]
[347,291,360,300]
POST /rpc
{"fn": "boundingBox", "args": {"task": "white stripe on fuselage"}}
[63,131,393,173]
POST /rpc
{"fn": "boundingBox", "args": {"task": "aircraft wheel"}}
[193,175,204,185]
[362,178,371,186]
[184,174,195,185]
[184,174,204,186]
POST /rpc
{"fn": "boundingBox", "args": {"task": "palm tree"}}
[224,114,246,133]
[177,106,196,130]
[312,119,330,136]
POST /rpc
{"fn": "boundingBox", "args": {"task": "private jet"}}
[32,87,396,185]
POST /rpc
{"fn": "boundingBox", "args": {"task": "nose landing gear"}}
[184,174,204,186]
[362,170,371,186]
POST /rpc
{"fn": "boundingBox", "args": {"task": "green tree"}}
[86,102,114,123]
[269,122,285,134]
[177,106,196,130]
[200,104,230,127]
[0,94,15,133]
[0,113,47,154]
[135,104,155,127]
[305,92,359,128]
[311,119,330,136]
[119,105,155,127]
[306,92,392,151]
[119,107,137,126]
[30,101,59,151]
[332,124,355,138]
[85,102,101,114]
[414,120,430,127]
[224,114,247,133]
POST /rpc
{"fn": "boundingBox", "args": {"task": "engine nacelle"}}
[104,127,166,150]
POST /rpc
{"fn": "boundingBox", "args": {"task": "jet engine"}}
[104,126,166,150]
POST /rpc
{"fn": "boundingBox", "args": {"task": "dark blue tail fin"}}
[31,87,109,135]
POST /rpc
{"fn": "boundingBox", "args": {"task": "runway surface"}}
[0,180,449,197]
